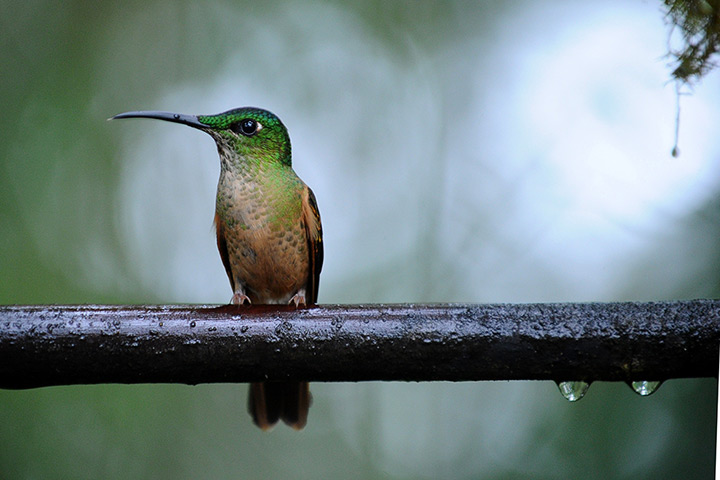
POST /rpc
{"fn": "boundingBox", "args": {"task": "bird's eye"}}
[231,118,261,136]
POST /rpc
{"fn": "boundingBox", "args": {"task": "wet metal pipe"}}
[0,301,718,388]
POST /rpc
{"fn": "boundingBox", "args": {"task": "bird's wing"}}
[301,186,323,304]
[214,213,235,292]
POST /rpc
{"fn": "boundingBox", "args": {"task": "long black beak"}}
[110,111,208,129]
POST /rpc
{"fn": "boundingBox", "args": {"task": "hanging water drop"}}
[557,381,590,402]
[629,380,662,396]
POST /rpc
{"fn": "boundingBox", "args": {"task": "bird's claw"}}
[231,293,252,305]
[289,293,306,308]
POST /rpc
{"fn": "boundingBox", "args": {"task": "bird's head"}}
[112,107,292,168]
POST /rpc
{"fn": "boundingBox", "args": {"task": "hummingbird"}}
[112,107,323,430]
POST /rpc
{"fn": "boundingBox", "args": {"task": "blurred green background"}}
[1,1,719,478]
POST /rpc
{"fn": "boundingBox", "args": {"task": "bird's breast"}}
[216,170,308,303]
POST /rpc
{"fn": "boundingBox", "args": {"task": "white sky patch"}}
[440,2,720,302]
[512,3,720,231]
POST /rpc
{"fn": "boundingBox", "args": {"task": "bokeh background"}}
[1,1,719,478]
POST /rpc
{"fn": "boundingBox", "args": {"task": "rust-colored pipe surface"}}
[0,301,718,388]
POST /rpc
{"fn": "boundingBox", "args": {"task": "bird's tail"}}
[248,381,312,430]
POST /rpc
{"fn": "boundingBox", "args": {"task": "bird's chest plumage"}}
[216,166,308,304]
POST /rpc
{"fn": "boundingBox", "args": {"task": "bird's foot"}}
[231,293,252,305]
[289,292,306,308]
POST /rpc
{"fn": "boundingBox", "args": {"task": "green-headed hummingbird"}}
[112,107,323,430]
